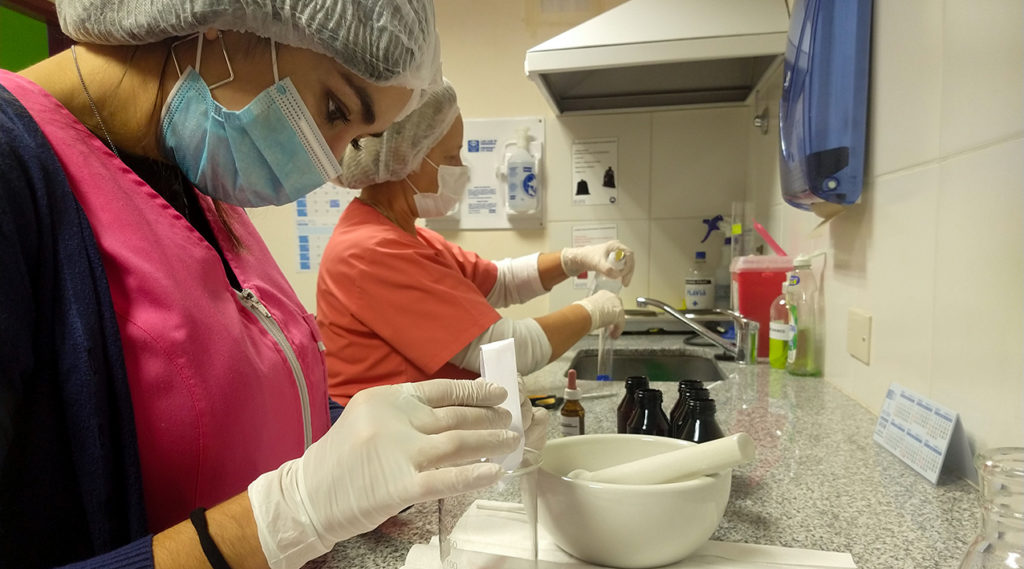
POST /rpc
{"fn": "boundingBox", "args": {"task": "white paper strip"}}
[479,338,524,470]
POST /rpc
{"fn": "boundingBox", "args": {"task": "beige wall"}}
[747,0,1024,453]
[251,0,749,319]
[249,0,1023,455]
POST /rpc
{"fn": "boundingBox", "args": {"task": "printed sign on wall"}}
[571,138,618,206]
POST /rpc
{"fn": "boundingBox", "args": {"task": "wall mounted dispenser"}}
[779,0,872,214]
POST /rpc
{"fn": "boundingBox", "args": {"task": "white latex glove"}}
[560,240,636,286]
[517,376,549,452]
[248,379,520,569]
[573,289,626,339]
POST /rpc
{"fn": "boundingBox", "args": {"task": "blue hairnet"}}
[337,78,459,190]
[55,0,441,93]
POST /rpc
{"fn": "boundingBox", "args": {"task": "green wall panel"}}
[0,6,49,71]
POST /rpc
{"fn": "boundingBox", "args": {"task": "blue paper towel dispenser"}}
[779,0,873,211]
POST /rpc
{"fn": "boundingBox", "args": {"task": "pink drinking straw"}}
[753,221,788,256]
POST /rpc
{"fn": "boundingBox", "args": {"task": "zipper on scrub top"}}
[237,288,313,449]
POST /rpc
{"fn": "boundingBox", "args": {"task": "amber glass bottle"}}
[668,380,704,434]
[616,376,649,433]
[670,386,709,438]
[626,388,670,437]
[677,398,725,443]
[560,369,585,436]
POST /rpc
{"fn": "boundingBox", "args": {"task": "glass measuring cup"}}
[958,447,1024,569]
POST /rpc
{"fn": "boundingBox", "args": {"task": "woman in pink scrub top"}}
[0,1,534,568]
[317,80,636,406]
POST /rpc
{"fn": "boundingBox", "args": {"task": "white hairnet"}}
[55,0,441,94]
[336,79,459,190]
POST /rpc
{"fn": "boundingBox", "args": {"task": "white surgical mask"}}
[407,157,470,218]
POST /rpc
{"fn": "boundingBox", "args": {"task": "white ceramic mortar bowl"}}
[538,434,731,569]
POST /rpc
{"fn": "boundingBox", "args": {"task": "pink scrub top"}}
[2,72,330,533]
[317,199,500,405]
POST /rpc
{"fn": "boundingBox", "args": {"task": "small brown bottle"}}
[626,388,670,437]
[560,369,585,436]
[670,385,709,438]
[616,375,649,433]
[668,380,704,431]
[678,398,725,443]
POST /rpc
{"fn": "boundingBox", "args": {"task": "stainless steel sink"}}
[565,349,724,383]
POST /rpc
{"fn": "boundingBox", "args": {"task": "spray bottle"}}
[698,215,733,310]
[506,127,538,214]
[591,249,626,381]
[684,215,725,311]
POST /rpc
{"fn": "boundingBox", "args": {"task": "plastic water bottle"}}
[768,281,791,370]
[786,254,822,376]
[591,250,626,381]
[684,251,714,309]
[506,127,538,214]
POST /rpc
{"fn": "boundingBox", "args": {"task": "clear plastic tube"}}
[596,327,613,382]
[592,250,625,381]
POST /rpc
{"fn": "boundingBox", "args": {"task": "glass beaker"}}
[958,447,1024,569]
[439,448,542,569]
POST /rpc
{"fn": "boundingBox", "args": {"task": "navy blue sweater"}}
[0,81,152,567]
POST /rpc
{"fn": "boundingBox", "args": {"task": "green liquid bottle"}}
[786,255,822,376]
[768,281,791,370]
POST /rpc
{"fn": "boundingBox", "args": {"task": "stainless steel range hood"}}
[524,0,791,115]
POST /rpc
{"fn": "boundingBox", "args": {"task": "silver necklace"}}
[71,44,120,159]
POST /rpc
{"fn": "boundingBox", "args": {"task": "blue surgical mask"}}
[159,42,342,207]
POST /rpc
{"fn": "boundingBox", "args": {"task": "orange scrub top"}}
[317,199,501,405]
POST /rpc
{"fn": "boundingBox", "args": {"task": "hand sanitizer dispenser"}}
[505,127,539,215]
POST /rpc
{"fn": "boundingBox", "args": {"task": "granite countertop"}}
[311,334,980,569]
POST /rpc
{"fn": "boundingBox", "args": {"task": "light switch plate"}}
[847,308,872,364]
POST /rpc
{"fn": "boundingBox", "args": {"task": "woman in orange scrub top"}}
[317,80,636,406]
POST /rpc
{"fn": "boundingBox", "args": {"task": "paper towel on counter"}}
[403,500,857,569]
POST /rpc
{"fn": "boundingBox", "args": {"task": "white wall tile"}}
[834,167,941,410]
[650,107,749,220]
[544,114,652,223]
[940,0,1024,157]
[867,0,944,176]
[746,0,1024,465]
[648,218,725,310]
[931,138,1024,449]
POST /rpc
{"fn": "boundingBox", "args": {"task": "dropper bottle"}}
[592,250,626,381]
[560,369,585,436]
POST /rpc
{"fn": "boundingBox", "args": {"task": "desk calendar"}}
[873,383,958,484]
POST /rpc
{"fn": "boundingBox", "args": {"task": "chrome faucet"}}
[635,297,760,365]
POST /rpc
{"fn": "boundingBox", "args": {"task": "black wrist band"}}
[190,507,232,569]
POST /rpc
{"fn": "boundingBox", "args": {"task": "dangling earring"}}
[171,31,235,88]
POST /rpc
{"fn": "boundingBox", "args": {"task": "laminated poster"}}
[571,138,618,206]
